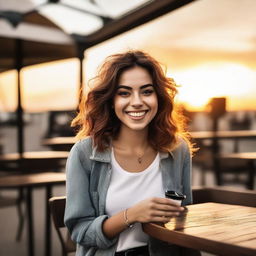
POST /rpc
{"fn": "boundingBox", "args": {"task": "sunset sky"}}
[0,0,255,112]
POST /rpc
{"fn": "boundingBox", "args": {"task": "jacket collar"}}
[90,145,112,163]
[90,144,174,163]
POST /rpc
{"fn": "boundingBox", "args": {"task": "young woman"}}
[64,50,197,256]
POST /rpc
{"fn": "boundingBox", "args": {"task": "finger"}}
[152,197,182,207]
[152,215,172,223]
[151,203,184,212]
[153,210,181,218]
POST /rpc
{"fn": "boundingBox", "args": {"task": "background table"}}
[190,130,256,187]
[191,130,256,153]
[42,137,76,151]
[0,151,69,171]
[191,130,256,140]
[218,152,256,189]
[0,172,66,256]
[143,202,256,256]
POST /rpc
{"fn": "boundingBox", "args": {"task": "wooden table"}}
[0,172,66,256]
[143,202,256,256]
[191,130,256,140]
[220,152,256,160]
[42,137,76,151]
[0,151,69,171]
[191,130,256,155]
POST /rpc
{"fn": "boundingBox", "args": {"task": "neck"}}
[114,126,149,150]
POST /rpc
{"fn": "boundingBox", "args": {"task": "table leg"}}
[16,187,25,241]
[247,160,255,190]
[212,137,222,185]
[26,186,34,256]
[45,185,52,256]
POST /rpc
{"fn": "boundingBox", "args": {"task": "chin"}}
[125,124,149,131]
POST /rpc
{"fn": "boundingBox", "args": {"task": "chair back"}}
[49,196,76,256]
[192,186,256,207]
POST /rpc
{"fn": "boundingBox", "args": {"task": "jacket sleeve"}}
[64,142,117,249]
[181,141,193,206]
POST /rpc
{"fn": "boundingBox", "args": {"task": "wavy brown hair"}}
[72,50,192,152]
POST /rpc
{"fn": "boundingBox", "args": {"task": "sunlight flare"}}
[170,63,256,111]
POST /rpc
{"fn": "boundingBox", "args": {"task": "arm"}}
[102,197,184,239]
[181,142,193,206]
[64,142,117,249]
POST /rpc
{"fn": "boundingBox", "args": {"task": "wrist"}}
[124,208,135,228]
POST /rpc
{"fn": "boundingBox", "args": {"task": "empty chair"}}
[49,196,76,256]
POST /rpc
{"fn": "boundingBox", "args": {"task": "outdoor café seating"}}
[0,171,66,256]
[49,187,256,256]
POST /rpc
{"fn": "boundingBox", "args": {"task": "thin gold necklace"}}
[112,144,148,164]
[137,155,143,164]
[136,146,148,164]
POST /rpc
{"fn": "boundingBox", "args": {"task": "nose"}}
[130,92,143,108]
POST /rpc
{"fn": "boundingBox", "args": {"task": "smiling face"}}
[113,66,158,132]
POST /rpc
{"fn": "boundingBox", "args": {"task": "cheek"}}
[113,97,126,113]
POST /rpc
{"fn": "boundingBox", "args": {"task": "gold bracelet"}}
[124,209,133,228]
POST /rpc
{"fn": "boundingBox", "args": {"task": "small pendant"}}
[138,157,142,164]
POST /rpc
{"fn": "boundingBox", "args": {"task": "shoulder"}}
[71,137,92,152]
[171,137,191,159]
[68,137,93,162]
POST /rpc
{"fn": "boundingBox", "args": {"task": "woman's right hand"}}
[102,197,184,239]
[127,197,185,224]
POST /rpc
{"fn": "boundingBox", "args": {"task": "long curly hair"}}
[72,50,192,152]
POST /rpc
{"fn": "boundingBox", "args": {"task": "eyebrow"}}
[117,84,153,90]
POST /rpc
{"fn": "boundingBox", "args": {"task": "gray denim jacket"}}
[64,137,193,256]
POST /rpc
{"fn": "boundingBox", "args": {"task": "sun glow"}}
[0,59,79,112]
[171,63,256,111]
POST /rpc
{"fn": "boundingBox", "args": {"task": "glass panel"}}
[61,0,108,17]
[0,0,45,12]
[39,4,103,35]
[95,0,151,18]
[0,0,152,35]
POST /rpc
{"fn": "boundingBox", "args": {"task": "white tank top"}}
[105,150,164,252]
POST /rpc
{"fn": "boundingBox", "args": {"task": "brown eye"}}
[117,90,130,97]
[142,89,154,96]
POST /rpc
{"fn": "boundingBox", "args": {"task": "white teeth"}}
[127,111,146,117]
